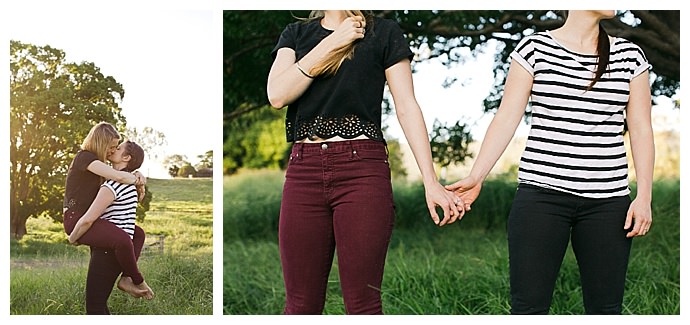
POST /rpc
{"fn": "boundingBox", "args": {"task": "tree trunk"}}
[10,203,27,240]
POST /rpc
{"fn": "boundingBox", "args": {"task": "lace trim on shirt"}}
[287,114,383,142]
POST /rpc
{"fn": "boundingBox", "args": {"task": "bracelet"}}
[296,61,314,79]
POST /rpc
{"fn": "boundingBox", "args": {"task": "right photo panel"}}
[222,10,680,315]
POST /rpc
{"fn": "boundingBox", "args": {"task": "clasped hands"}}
[426,176,481,227]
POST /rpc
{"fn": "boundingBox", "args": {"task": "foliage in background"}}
[9,40,126,239]
[223,171,680,314]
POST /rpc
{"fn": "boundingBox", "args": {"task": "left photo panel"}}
[8,9,215,315]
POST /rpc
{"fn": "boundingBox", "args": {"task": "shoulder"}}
[371,17,403,33]
[612,37,645,53]
[76,150,98,161]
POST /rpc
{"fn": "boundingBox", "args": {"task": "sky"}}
[5,8,218,178]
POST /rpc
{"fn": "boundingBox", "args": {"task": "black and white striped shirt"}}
[100,180,138,238]
[511,31,650,198]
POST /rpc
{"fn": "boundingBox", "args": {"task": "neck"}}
[322,10,348,29]
[557,11,601,45]
[113,162,128,171]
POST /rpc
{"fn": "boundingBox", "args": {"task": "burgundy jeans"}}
[279,139,395,315]
[64,209,144,284]
[85,225,145,314]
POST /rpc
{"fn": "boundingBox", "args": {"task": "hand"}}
[133,170,147,186]
[328,15,366,49]
[445,175,483,212]
[136,184,146,202]
[424,181,464,226]
[624,197,652,238]
[68,235,80,245]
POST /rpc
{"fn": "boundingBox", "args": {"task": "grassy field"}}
[10,177,213,315]
[223,170,680,315]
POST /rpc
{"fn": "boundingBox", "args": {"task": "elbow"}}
[267,93,287,109]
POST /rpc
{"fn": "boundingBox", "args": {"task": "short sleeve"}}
[101,180,119,198]
[73,150,99,172]
[271,23,297,59]
[382,20,414,69]
[510,35,536,76]
[630,43,651,79]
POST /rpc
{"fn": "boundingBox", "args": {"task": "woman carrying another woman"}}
[63,122,152,314]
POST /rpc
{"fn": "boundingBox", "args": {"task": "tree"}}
[9,40,126,239]
[429,119,474,182]
[163,154,189,178]
[196,150,213,169]
[124,126,167,163]
[178,164,197,178]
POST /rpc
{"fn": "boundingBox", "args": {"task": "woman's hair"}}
[81,122,120,162]
[122,140,145,172]
[304,10,370,77]
[588,23,610,91]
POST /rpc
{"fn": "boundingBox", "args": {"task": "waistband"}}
[292,139,387,154]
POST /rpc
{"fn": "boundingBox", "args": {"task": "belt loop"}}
[297,143,304,161]
[348,140,356,157]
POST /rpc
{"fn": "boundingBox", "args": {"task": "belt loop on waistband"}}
[296,142,304,160]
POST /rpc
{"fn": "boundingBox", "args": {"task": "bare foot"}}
[136,281,155,300]
[117,276,148,298]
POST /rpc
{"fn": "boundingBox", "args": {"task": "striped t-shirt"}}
[100,180,138,238]
[510,31,651,198]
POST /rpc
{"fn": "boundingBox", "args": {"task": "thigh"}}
[572,195,632,314]
[508,185,574,314]
[279,151,336,313]
[78,218,132,250]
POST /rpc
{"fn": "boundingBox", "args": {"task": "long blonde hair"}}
[306,10,367,77]
[81,122,120,162]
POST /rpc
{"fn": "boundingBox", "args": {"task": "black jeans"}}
[508,184,632,315]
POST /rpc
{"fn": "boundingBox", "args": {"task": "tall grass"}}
[223,170,680,315]
[10,178,213,315]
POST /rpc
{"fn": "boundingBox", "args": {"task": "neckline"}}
[545,30,614,57]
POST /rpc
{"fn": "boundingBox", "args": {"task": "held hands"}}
[424,180,465,226]
[624,197,653,238]
[444,175,483,213]
[329,15,366,48]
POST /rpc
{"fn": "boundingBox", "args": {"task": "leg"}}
[77,218,144,285]
[117,225,153,299]
[279,145,336,314]
[331,142,395,315]
[508,185,575,314]
[86,247,121,315]
[572,195,632,314]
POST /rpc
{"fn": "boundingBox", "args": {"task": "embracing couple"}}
[63,122,155,314]
[267,10,655,315]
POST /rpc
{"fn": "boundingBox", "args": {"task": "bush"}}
[178,164,196,178]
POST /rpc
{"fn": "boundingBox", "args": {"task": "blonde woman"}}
[267,10,463,314]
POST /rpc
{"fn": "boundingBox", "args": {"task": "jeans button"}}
[321,143,328,150]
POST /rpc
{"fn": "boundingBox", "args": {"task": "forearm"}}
[267,37,339,108]
[469,110,522,182]
[396,103,438,185]
[69,217,95,243]
[629,128,655,201]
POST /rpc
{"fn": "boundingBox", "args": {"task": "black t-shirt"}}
[271,16,414,142]
[63,150,101,215]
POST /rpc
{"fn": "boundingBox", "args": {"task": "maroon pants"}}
[279,140,395,315]
[85,225,145,314]
[64,209,144,284]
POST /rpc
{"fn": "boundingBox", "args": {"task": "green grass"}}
[10,177,213,315]
[223,170,680,315]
